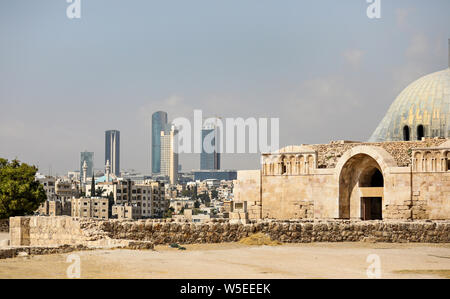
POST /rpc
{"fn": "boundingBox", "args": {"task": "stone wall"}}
[412,172,450,219]
[9,216,450,246]
[311,139,446,169]
[9,216,133,247]
[233,170,261,219]
[97,219,450,244]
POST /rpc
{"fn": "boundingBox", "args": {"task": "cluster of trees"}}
[0,158,46,219]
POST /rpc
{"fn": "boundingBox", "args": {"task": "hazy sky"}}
[1,0,449,175]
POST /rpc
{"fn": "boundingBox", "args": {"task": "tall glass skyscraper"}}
[200,128,220,170]
[152,111,168,174]
[80,151,94,177]
[105,130,120,176]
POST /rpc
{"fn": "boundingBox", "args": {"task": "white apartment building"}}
[114,179,167,218]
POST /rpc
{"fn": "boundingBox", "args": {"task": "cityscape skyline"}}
[1,1,450,176]
[1,1,450,282]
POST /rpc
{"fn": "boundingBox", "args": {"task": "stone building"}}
[169,197,196,214]
[71,197,109,219]
[112,204,140,220]
[54,179,79,202]
[234,43,450,222]
[234,140,450,221]
[36,175,56,201]
[37,200,71,216]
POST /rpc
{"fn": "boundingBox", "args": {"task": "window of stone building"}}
[403,126,410,141]
[417,125,425,140]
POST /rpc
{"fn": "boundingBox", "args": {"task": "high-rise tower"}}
[160,125,178,184]
[105,130,120,176]
[152,111,168,174]
[200,127,220,170]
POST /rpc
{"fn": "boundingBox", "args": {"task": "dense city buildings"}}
[105,130,120,176]
[151,111,168,174]
[37,200,71,216]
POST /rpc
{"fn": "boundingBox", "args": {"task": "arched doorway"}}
[338,154,384,220]
[403,126,410,141]
[359,168,383,220]
[417,125,425,140]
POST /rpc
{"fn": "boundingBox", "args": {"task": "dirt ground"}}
[0,242,449,279]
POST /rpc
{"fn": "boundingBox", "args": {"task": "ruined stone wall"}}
[61,219,450,244]
[9,216,110,247]
[9,216,450,246]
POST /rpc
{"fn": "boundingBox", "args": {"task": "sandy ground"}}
[0,242,449,279]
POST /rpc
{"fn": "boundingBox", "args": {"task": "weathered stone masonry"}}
[235,140,450,222]
[9,216,450,247]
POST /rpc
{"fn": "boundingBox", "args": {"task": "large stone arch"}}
[335,146,397,219]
